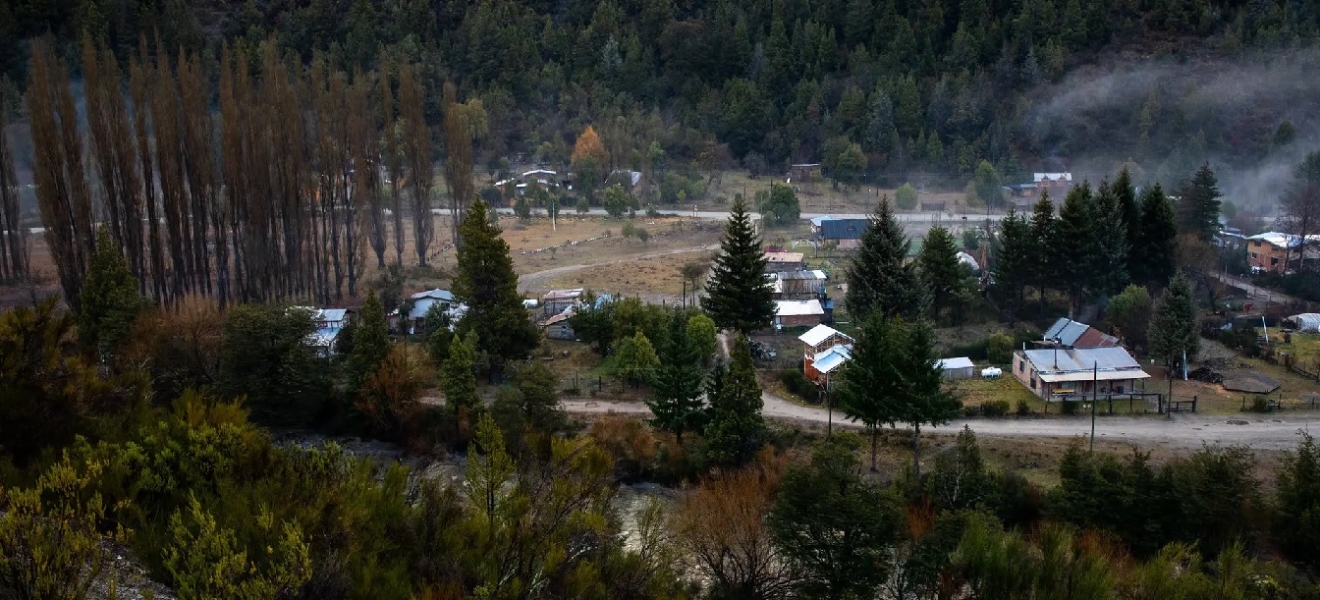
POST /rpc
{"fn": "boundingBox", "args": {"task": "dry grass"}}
[504,214,723,277]
[545,249,712,296]
[710,171,970,214]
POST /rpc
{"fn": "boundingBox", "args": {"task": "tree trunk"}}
[912,423,922,481]
[870,426,879,472]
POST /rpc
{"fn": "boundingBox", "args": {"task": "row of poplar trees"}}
[17,37,481,311]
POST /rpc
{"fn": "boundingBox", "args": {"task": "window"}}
[1272,257,1279,266]
[1250,252,1258,259]
[1018,360,1025,373]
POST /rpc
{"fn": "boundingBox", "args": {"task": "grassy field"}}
[708,171,971,214]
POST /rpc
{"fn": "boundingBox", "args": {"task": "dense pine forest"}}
[4,0,1320,193]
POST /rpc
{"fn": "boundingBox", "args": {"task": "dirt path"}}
[563,393,1319,451]
[517,244,719,292]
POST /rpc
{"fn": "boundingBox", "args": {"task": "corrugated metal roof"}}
[1043,318,1119,348]
[541,288,584,301]
[810,215,838,227]
[937,357,975,370]
[317,308,347,322]
[411,289,455,302]
[1040,370,1150,383]
[776,299,824,317]
[1247,232,1302,248]
[776,270,824,280]
[799,324,849,346]
[1022,347,1145,374]
[820,219,870,240]
[814,346,851,373]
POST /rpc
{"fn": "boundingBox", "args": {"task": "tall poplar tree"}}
[454,199,540,367]
[702,195,775,334]
[846,198,925,322]
[0,95,26,282]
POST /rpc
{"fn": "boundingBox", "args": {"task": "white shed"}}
[936,356,976,380]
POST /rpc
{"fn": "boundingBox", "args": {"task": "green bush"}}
[987,332,1013,364]
[1015,399,1031,416]
[982,399,1010,417]
[779,370,818,400]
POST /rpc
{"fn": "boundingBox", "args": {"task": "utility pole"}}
[1090,362,1098,453]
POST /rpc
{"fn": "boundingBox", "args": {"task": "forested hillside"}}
[4,0,1320,190]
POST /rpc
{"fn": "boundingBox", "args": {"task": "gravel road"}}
[563,393,1318,451]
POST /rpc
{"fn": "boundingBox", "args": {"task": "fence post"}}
[1193,395,1198,413]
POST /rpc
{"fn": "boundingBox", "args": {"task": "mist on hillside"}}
[1022,47,1320,213]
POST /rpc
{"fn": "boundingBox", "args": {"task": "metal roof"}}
[809,215,838,227]
[1021,347,1149,382]
[411,289,455,302]
[776,299,824,317]
[541,288,585,301]
[1043,318,1120,348]
[820,218,870,240]
[936,357,975,370]
[316,308,347,322]
[776,270,824,281]
[814,345,852,374]
[799,324,850,347]
[1248,231,1303,248]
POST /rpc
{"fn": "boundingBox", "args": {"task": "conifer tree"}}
[702,195,775,334]
[836,314,904,472]
[1138,184,1179,290]
[1090,180,1129,299]
[441,332,480,411]
[917,225,964,324]
[1177,162,1222,243]
[1148,271,1199,374]
[846,198,925,322]
[1115,167,1143,284]
[1056,184,1096,314]
[350,290,391,389]
[703,335,765,466]
[78,227,145,356]
[454,198,540,366]
[1028,193,1058,315]
[991,209,1032,319]
[649,310,706,443]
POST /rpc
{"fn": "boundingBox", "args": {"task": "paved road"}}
[432,207,1007,224]
[563,393,1317,451]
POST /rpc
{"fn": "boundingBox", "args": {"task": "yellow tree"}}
[571,125,610,204]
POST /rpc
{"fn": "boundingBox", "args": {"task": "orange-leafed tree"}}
[571,125,610,204]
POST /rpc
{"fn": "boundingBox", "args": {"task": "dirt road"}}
[563,393,1318,451]
[517,244,719,292]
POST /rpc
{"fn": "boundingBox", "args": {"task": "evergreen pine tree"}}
[1115,167,1144,284]
[837,314,906,471]
[892,319,961,480]
[703,334,765,466]
[702,195,775,334]
[648,310,706,443]
[917,225,964,324]
[454,198,540,366]
[1138,183,1179,290]
[1090,180,1129,299]
[1028,193,1058,315]
[1176,162,1222,242]
[78,227,145,356]
[991,209,1032,319]
[1056,184,1096,314]
[440,332,480,411]
[350,289,391,390]
[1148,271,1199,374]
[846,198,926,322]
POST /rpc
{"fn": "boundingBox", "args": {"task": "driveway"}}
[563,393,1317,451]
[1212,272,1307,308]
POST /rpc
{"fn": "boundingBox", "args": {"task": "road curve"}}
[563,393,1317,451]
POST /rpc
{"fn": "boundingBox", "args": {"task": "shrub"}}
[987,332,1013,364]
[982,399,1010,417]
[779,370,817,400]
[1015,399,1031,416]
[1248,397,1271,413]
[1061,400,1079,415]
